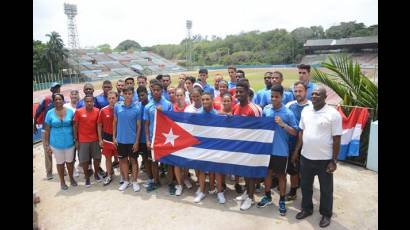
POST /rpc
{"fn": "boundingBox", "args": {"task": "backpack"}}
[35,96,51,125]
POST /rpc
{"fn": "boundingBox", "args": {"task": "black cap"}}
[50,82,61,91]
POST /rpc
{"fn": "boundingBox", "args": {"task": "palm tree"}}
[44,31,68,73]
[312,55,378,166]
[312,55,378,119]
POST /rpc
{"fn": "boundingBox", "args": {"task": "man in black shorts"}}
[257,85,298,216]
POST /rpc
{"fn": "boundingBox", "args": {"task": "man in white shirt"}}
[291,86,342,228]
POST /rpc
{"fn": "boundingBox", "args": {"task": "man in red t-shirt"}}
[232,79,262,211]
[73,95,101,187]
[97,91,118,186]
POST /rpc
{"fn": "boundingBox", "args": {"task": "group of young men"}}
[34,64,342,228]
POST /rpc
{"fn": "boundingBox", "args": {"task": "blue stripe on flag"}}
[163,111,274,130]
[193,137,272,155]
[160,155,268,178]
[338,140,361,160]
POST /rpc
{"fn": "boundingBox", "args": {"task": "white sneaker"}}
[184,178,193,189]
[209,188,217,195]
[143,179,153,188]
[240,197,254,211]
[132,182,140,192]
[76,165,84,174]
[119,181,130,191]
[195,188,201,196]
[73,169,79,177]
[175,185,183,196]
[194,192,206,203]
[217,192,226,204]
[235,191,248,201]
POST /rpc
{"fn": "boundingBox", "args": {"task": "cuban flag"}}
[337,107,369,160]
[151,110,275,178]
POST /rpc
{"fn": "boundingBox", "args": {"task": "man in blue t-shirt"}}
[197,68,215,97]
[95,80,113,109]
[125,77,139,103]
[113,85,142,192]
[136,86,154,188]
[143,81,173,191]
[259,71,293,108]
[76,83,101,109]
[253,71,273,106]
[227,65,237,89]
[285,81,312,201]
[288,64,316,101]
[257,84,298,217]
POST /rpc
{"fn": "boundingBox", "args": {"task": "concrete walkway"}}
[33,143,377,230]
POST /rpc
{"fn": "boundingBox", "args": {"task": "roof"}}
[304,36,378,47]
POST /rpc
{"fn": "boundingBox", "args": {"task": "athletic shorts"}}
[78,141,101,163]
[50,146,75,164]
[102,140,118,158]
[137,143,152,160]
[117,143,139,160]
[268,155,288,174]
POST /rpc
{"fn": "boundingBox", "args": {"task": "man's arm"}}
[145,120,150,150]
[43,124,52,155]
[73,120,79,151]
[291,130,303,163]
[133,120,141,152]
[97,123,103,148]
[112,115,117,146]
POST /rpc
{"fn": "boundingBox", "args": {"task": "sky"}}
[33,0,378,48]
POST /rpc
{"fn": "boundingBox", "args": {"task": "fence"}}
[195,63,322,70]
[33,72,134,92]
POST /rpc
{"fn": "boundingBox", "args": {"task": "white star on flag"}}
[162,128,179,146]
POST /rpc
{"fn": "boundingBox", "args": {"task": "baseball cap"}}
[50,82,61,90]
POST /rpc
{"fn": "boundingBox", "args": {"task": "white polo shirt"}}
[299,104,343,160]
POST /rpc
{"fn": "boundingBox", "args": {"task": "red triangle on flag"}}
[152,110,200,161]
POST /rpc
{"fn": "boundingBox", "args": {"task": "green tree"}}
[44,31,68,73]
[33,40,48,73]
[115,40,142,52]
[97,44,112,52]
[325,21,368,39]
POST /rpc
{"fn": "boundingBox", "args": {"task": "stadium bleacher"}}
[67,51,185,78]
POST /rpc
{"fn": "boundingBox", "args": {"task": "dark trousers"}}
[300,155,333,217]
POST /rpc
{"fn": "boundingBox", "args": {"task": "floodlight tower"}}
[64,3,80,50]
[64,3,80,74]
[186,20,192,70]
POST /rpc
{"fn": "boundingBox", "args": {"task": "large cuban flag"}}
[151,110,275,178]
[337,106,369,160]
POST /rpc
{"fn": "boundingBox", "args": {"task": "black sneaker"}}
[94,174,103,183]
[103,176,112,186]
[285,192,297,201]
[98,167,107,178]
[85,178,91,187]
[61,184,68,191]
[70,179,78,187]
[222,183,227,192]
[112,161,119,169]
[234,183,243,194]
[255,183,261,193]
[168,184,176,195]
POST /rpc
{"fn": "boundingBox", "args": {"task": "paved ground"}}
[33,143,377,230]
